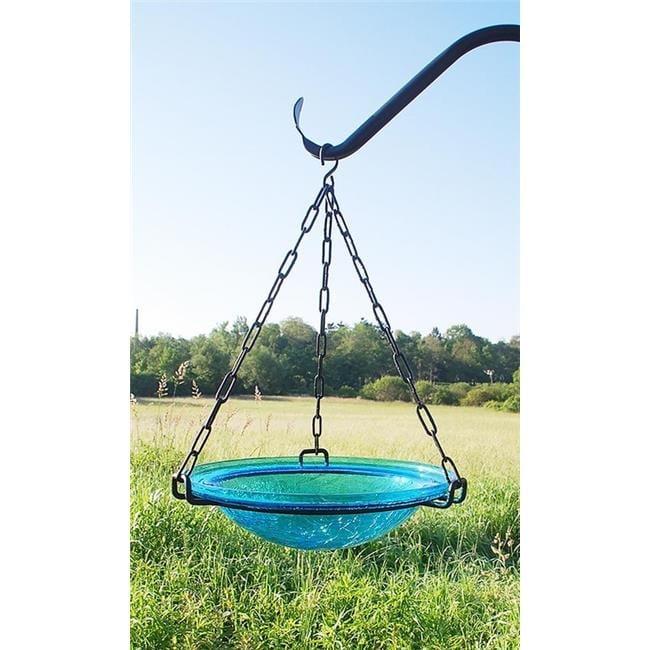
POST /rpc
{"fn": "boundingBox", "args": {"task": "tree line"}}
[130,317,519,398]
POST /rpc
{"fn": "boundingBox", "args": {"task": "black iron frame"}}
[174,471,467,514]
[293,24,519,161]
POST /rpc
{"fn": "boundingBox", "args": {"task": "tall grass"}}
[131,397,519,649]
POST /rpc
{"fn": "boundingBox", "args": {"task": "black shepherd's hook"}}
[293,24,520,161]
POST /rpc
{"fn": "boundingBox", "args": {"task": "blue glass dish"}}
[189,456,450,550]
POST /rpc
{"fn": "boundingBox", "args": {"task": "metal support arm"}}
[293,24,520,161]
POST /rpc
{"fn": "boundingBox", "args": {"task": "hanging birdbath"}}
[171,24,519,550]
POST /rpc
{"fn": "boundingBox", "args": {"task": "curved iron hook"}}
[293,24,520,161]
[320,144,338,185]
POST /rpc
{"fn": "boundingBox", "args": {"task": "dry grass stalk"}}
[491,528,515,571]
[157,373,168,399]
[173,360,190,397]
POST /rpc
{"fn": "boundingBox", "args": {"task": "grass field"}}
[131,396,519,649]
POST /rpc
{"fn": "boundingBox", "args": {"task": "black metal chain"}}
[173,164,464,502]
[300,189,334,465]
[328,189,463,485]
[172,182,330,496]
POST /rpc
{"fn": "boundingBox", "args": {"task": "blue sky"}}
[132,1,519,342]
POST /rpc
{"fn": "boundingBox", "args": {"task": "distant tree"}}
[231,316,249,340]
[238,345,285,394]
[443,324,492,382]
[277,318,316,392]
[394,330,424,378]
[429,326,442,339]
[325,324,355,389]
[257,322,282,352]
[129,319,520,397]
[421,332,450,382]
[189,334,230,392]
[347,321,392,387]
[130,336,153,374]
[448,338,483,382]
[445,324,475,341]
[145,334,191,378]
[490,340,520,382]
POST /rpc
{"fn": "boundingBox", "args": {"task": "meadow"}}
[131,396,519,649]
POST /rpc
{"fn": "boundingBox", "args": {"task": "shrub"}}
[512,368,520,386]
[461,383,512,407]
[360,376,410,402]
[502,395,520,412]
[336,385,358,398]
[484,400,504,411]
[359,382,377,400]
[429,385,458,405]
[484,395,520,413]
[448,382,472,402]
[415,381,474,406]
[414,380,435,403]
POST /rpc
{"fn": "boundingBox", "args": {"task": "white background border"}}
[1,1,648,647]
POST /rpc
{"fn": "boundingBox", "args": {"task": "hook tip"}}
[293,97,304,130]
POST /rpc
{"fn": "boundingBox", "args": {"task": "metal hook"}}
[319,144,330,165]
[293,24,519,161]
[319,143,338,186]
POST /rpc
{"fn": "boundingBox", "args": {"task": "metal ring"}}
[299,447,330,466]
[319,143,331,165]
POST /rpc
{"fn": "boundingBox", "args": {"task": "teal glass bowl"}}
[189,456,450,550]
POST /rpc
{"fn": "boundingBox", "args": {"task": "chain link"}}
[173,184,330,484]
[309,189,334,454]
[329,190,462,484]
